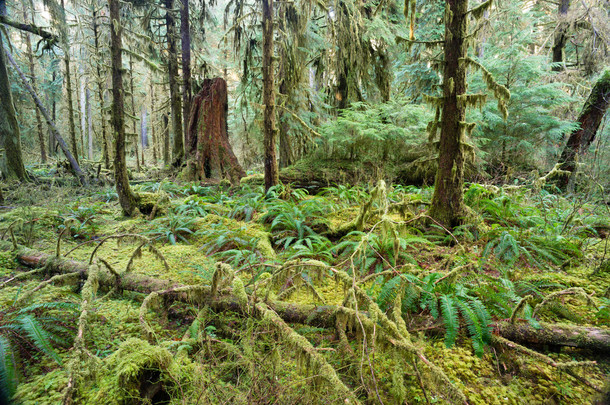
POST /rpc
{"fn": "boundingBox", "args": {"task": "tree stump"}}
[185,77,245,184]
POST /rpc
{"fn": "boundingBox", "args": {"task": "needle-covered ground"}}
[0,178,608,404]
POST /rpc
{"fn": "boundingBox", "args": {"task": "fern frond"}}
[470,299,493,343]
[440,295,459,348]
[0,336,17,403]
[19,315,62,365]
[457,299,484,356]
[377,276,403,310]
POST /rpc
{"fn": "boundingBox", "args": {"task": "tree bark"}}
[429,0,468,228]
[556,69,610,188]
[263,0,279,190]
[278,74,294,169]
[141,106,147,167]
[0,2,28,181]
[128,54,140,172]
[165,0,184,167]
[6,242,610,353]
[186,78,245,184]
[61,0,79,164]
[150,79,158,162]
[78,66,86,160]
[4,46,85,184]
[87,87,93,160]
[109,0,139,216]
[92,5,110,169]
[163,112,170,166]
[552,0,570,72]
[22,3,47,164]
[180,0,192,158]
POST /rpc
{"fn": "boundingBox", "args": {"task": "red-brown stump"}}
[185,77,245,185]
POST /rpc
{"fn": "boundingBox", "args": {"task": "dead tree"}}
[555,69,610,188]
[185,78,245,185]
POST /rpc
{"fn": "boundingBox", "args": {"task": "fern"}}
[456,299,485,356]
[0,336,17,404]
[440,295,459,348]
[19,315,62,365]
[377,276,403,311]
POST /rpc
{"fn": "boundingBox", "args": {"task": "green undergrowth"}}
[0,180,608,404]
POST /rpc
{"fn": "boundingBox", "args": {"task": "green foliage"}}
[147,210,196,244]
[0,300,77,401]
[470,1,578,172]
[57,203,105,240]
[318,99,431,161]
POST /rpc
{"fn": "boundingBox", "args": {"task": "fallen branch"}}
[4,242,610,353]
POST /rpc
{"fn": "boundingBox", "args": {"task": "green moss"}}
[196,214,276,259]
[239,173,264,186]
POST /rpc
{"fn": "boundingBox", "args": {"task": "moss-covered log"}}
[495,322,610,353]
[6,243,610,352]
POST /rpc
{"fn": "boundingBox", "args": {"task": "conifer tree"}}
[0,0,28,181]
[109,0,139,216]
[263,0,279,190]
[411,0,509,227]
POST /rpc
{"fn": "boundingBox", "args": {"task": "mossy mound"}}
[195,214,276,259]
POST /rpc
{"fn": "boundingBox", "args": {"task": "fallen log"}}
[3,242,610,353]
[495,322,610,353]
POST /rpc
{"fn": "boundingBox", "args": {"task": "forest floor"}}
[0,174,609,404]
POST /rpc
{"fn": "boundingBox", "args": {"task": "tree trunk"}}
[263,0,279,190]
[60,0,79,165]
[186,78,245,184]
[92,5,110,169]
[7,242,610,353]
[4,46,85,184]
[87,87,93,160]
[0,3,28,181]
[50,69,58,157]
[79,66,86,160]
[180,0,192,159]
[129,55,140,172]
[552,0,570,72]
[141,106,147,167]
[165,0,184,167]
[278,70,294,169]
[22,3,47,164]
[429,0,468,228]
[163,112,170,166]
[109,0,139,216]
[556,69,610,188]
[150,79,158,162]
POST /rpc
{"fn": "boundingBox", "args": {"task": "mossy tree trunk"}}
[552,0,570,72]
[278,80,294,169]
[0,2,28,181]
[4,45,85,184]
[186,78,245,184]
[22,3,46,164]
[150,79,159,162]
[165,0,184,167]
[128,54,140,171]
[556,69,610,188]
[429,0,468,228]
[180,0,192,159]
[61,0,79,164]
[109,0,139,216]
[92,4,110,169]
[263,0,279,190]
